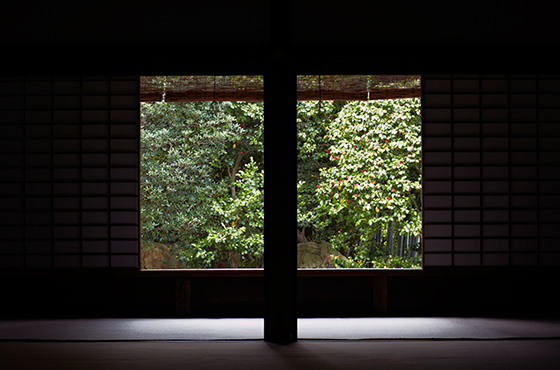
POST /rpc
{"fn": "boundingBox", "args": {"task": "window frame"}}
[137,73,425,276]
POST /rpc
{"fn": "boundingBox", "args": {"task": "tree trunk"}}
[227,151,245,197]
[297,227,309,243]
[229,251,241,268]
[387,221,394,255]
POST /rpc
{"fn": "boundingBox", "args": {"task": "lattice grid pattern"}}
[422,74,560,267]
[0,76,139,268]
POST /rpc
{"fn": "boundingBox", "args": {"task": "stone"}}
[297,241,346,268]
[141,241,188,269]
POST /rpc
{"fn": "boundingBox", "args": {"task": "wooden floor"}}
[2,317,560,340]
[1,318,559,369]
[1,340,560,370]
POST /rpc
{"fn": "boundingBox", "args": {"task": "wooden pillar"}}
[175,277,191,316]
[372,275,388,316]
[263,67,297,344]
[263,0,297,344]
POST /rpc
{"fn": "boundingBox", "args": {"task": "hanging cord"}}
[318,75,323,117]
[367,75,371,101]
[210,76,217,117]
[162,76,167,103]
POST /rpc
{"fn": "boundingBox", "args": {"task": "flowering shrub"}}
[297,100,342,242]
[310,98,422,267]
[316,99,421,236]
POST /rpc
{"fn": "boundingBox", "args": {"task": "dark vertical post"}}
[264,68,297,344]
[175,277,191,316]
[372,275,388,316]
[264,0,297,344]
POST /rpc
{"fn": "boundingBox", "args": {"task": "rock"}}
[297,241,346,268]
[141,241,189,269]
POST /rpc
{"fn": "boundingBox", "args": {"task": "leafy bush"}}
[297,100,344,242]
[303,98,422,267]
[141,101,264,268]
[333,254,421,268]
[141,98,421,269]
[190,158,264,267]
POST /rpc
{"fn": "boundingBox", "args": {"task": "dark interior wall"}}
[2,1,559,75]
[2,1,557,46]
[2,1,268,46]
[1,1,560,318]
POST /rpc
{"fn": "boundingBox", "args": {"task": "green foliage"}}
[309,98,422,267]
[190,158,264,267]
[297,100,344,241]
[141,102,231,246]
[140,101,264,268]
[333,254,422,269]
[141,97,421,269]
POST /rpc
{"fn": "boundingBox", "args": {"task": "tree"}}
[191,157,264,267]
[140,101,264,268]
[314,98,422,267]
[296,100,344,243]
[141,97,421,269]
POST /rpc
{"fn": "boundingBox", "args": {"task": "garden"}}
[140,79,422,269]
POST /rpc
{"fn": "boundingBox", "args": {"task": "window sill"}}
[137,268,424,277]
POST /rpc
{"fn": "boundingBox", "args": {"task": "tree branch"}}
[227,151,245,197]
[411,197,420,212]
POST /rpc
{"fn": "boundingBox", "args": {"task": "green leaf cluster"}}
[140,101,264,268]
[190,158,264,268]
[297,100,345,241]
[298,98,422,267]
[141,97,421,269]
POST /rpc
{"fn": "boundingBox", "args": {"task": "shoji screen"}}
[423,74,560,267]
[0,76,139,269]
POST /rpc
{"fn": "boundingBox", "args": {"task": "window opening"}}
[140,76,264,269]
[296,75,422,269]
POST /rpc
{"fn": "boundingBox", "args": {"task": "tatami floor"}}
[1,318,559,369]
